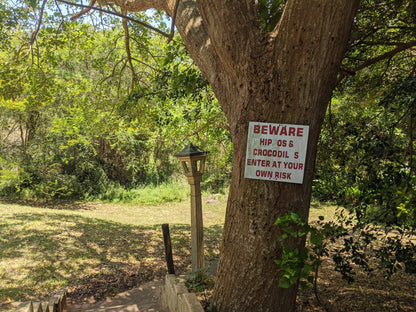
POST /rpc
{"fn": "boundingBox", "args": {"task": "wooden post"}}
[174,144,208,279]
[188,175,204,276]
[162,223,175,274]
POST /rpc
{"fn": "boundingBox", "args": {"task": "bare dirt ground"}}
[295,257,416,312]
[192,257,416,312]
[64,280,168,312]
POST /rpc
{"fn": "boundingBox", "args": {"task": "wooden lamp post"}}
[175,144,208,276]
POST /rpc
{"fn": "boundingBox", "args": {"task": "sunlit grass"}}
[98,180,191,205]
[0,196,226,306]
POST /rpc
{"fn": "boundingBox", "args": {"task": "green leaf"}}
[29,0,38,9]
[310,231,323,247]
[278,233,288,241]
[278,278,290,288]
[299,280,309,290]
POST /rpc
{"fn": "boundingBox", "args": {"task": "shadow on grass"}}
[0,212,223,304]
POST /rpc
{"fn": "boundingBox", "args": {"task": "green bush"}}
[314,77,416,227]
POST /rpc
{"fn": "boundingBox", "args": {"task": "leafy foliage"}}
[315,76,416,227]
[0,7,232,199]
[314,0,416,228]
[274,212,323,290]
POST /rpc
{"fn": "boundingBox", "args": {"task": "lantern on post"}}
[175,144,208,275]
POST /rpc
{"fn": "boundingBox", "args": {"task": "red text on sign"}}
[253,124,304,137]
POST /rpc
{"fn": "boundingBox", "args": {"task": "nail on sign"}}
[244,122,309,184]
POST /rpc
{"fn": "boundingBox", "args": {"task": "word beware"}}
[254,124,304,137]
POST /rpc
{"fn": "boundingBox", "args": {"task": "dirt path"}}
[64,280,167,312]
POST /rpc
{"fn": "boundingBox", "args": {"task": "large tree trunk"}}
[92,0,359,311]
[205,2,359,311]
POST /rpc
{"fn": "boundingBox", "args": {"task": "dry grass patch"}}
[0,198,225,311]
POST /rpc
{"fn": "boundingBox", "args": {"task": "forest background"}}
[1,0,416,228]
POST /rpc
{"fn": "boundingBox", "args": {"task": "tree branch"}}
[129,36,161,64]
[349,26,383,48]
[56,0,172,38]
[130,57,159,72]
[197,0,262,79]
[184,117,230,138]
[338,40,416,83]
[355,40,416,47]
[167,0,180,43]
[70,0,96,20]
[121,9,136,89]
[29,0,48,48]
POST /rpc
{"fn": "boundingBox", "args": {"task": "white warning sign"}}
[244,122,309,184]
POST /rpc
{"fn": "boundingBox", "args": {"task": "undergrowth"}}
[97,180,190,205]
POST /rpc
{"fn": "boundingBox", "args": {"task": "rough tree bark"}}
[91,0,360,311]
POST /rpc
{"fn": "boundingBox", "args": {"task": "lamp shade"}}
[174,144,209,158]
[175,144,209,179]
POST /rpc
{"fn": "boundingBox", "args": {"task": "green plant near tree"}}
[274,212,329,293]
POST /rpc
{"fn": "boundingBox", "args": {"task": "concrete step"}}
[14,288,67,312]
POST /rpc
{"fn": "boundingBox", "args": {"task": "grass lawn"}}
[0,197,226,308]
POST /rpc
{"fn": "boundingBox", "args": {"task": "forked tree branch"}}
[56,0,172,38]
[167,0,180,43]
